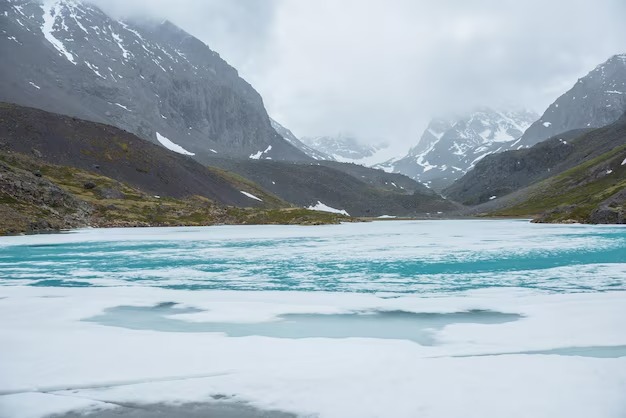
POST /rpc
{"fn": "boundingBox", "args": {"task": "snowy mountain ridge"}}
[301,134,400,166]
[378,108,538,190]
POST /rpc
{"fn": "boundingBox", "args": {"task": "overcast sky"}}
[91,0,626,150]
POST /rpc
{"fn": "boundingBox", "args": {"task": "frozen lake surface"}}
[0,220,625,418]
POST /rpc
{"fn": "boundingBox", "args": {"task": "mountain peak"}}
[0,0,310,161]
[517,52,626,148]
[382,107,538,191]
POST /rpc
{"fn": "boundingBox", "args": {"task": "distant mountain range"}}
[446,53,626,204]
[301,134,397,166]
[0,0,309,161]
[451,113,626,223]
[378,108,538,190]
[301,54,626,195]
[439,54,626,224]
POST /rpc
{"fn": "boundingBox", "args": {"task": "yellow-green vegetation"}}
[0,151,350,235]
[226,207,349,225]
[205,166,286,209]
[493,145,626,222]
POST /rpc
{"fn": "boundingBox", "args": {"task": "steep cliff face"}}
[0,0,310,161]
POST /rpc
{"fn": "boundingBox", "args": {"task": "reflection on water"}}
[85,302,522,345]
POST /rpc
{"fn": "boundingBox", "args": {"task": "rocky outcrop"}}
[589,189,626,224]
[0,158,92,233]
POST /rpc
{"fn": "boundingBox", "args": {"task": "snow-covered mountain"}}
[0,0,310,161]
[270,119,331,160]
[301,134,398,166]
[516,53,626,148]
[379,108,538,190]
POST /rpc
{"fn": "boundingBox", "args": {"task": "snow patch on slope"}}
[240,191,263,202]
[307,201,350,216]
[41,1,77,64]
[155,132,194,156]
[249,145,272,160]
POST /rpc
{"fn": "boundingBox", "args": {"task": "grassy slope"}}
[0,151,350,235]
[492,144,626,222]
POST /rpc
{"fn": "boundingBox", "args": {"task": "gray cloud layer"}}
[90,0,626,149]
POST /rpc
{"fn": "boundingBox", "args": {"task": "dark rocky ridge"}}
[199,157,458,217]
[0,102,282,207]
[0,0,309,161]
[0,149,349,235]
[449,116,626,224]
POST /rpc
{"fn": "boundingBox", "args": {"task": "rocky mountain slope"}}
[451,114,626,224]
[198,157,458,218]
[0,103,457,226]
[0,150,347,235]
[446,112,626,208]
[0,0,309,161]
[491,143,626,224]
[516,53,626,148]
[379,108,537,191]
[0,103,353,234]
[0,103,285,207]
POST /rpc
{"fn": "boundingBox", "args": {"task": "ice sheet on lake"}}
[0,287,626,418]
[1,221,626,417]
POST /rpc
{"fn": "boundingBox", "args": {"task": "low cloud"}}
[90,0,626,150]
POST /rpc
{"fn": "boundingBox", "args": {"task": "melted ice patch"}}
[85,303,522,345]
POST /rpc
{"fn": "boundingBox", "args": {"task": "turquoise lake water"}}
[0,220,625,293]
